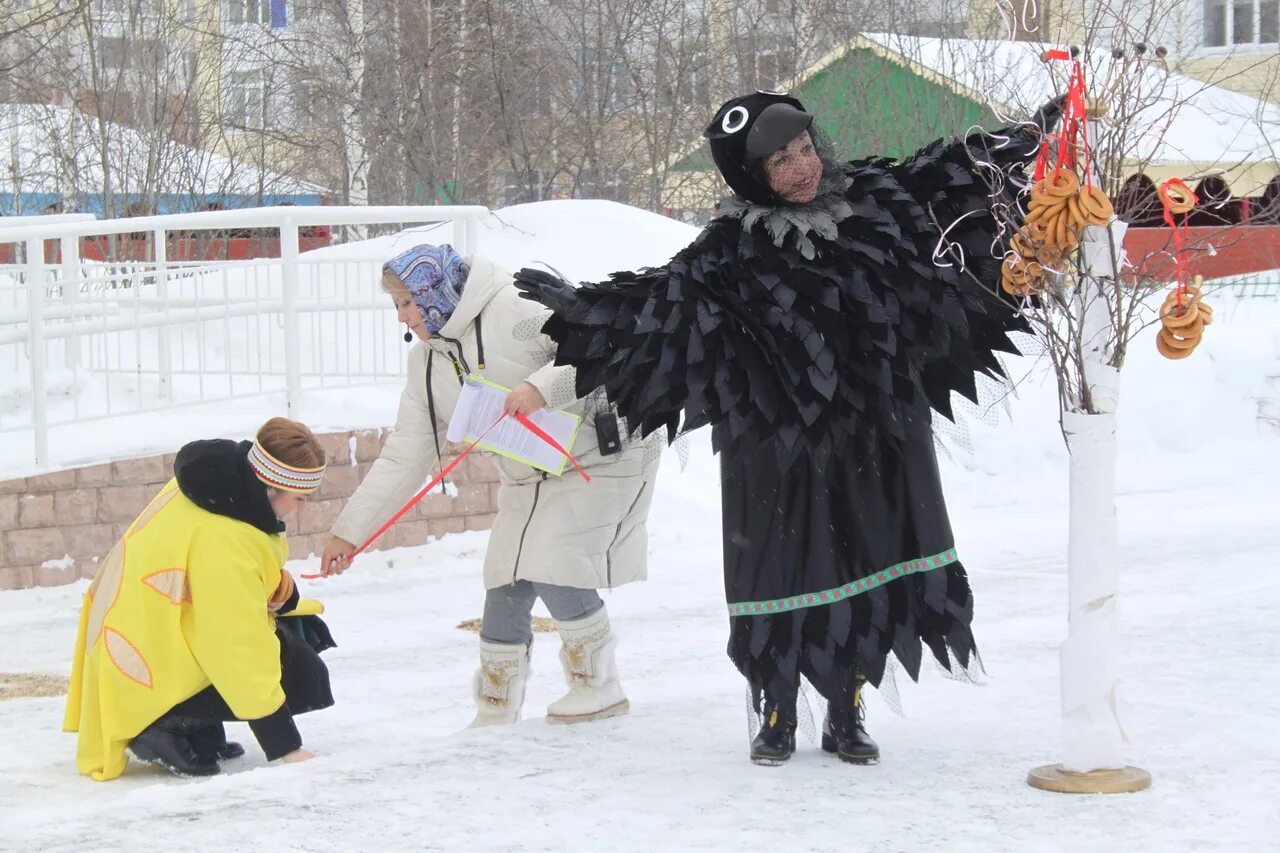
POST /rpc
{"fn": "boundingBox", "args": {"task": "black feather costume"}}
[516,92,1060,717]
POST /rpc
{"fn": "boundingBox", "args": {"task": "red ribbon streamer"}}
[1069,62,1092,183]
[1039,52,1093,184]
[1033,140,1051,182]
[300,414,508,579]
[301,407,592,579]
[514,411,591,483]
[1159,178,1199,307]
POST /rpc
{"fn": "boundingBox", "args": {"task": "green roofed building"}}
[663,33,1280,224]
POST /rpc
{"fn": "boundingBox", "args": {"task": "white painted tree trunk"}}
[1058,217,1130,772]
[1060,408,1125,771]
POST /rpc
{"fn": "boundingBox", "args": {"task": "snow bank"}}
[0,201,700,478]
[308,198,701,282]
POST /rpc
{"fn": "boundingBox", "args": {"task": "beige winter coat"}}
[331,255,659,591]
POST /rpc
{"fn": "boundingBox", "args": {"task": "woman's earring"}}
[403,324,413,343]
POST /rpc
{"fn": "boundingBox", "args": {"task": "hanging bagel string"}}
[1155,177,1212,359]
[1158,178,1198,307]
[1004,48,1114,299]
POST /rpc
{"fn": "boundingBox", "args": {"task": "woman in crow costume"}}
[515,91,1059,765]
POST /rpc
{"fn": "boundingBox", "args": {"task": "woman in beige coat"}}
[320,244,660,726]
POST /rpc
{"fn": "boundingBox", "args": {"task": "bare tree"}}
[213,0,980,214]
[0,0,90,79]
[3,1,317,241]
[931,1,1279,792]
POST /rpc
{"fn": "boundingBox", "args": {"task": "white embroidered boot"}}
[546,607,630,724]
[469,639,530,728]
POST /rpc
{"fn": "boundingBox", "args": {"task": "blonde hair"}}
[382,270,409,295]
[255,417,325,470]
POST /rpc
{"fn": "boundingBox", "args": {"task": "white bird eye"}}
[722,106,749,134]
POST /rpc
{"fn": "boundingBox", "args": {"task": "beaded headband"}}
[246,440,326,494]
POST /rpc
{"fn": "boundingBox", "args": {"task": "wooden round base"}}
[1027,764,1152,794]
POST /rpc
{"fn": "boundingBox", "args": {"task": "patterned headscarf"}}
[384,244,470,335]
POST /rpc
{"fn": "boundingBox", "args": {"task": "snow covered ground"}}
[1,208,1279,850]
[2,424,1278,851]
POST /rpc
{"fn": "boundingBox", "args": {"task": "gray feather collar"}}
[718,175,854,260]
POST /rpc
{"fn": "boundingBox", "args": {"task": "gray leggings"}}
[481,581,603,646]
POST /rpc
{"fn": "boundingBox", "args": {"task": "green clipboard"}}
[456,374,585,476]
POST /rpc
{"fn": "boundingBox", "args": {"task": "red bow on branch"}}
[1034,53,1093,185]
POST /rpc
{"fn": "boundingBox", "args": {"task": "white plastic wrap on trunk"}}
[1079,220,1126,415]
[1085,362,1120,416]
[1060,410,1127,772]
[1081,219,1127,279]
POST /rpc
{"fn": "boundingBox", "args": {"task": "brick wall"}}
[0,429,500,591]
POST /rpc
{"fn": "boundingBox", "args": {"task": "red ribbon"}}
[1159,178,1199,307]
[301,409,590,579]
[1068,63,1092,183]
[1040,53,1093,184]
[1033,140,1051,182]
[514,412,591,483]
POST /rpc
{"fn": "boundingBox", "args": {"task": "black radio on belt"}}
[595,414,622,456]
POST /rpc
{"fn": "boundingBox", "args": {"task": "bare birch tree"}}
[926,0,1279,791]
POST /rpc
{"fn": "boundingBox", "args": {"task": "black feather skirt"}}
[721,406,979,709]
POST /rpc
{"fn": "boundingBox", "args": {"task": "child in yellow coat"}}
[64,418,335,779]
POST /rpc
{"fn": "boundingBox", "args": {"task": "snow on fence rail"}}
[0,206,487,468]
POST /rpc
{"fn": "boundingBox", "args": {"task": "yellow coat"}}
[63,479,290,781]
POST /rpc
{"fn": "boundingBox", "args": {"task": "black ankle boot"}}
[821,680,880,765]
[128,719,221,777]
[189,722,245,763]
[750,707,797,766]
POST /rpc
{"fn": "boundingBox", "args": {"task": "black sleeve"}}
[248,702,302,761]
[514,223,770,450]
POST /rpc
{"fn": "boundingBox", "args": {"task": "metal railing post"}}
[280,216,302,417]
[153,227,172,398]
[60,234,81,373]
[26,236,48,466]
[465,213,478,259]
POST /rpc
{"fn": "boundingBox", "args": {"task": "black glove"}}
[278,614,337,654]
[1030,94,1067,136]
[513,267,578,315]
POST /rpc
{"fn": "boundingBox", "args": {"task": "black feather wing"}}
[514,114,1053,456]
[858,115,1050,418]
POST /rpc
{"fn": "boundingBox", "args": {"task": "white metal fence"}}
[1215,271,1280,299]
[0,206,487,467]
[1,206,1275,472]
